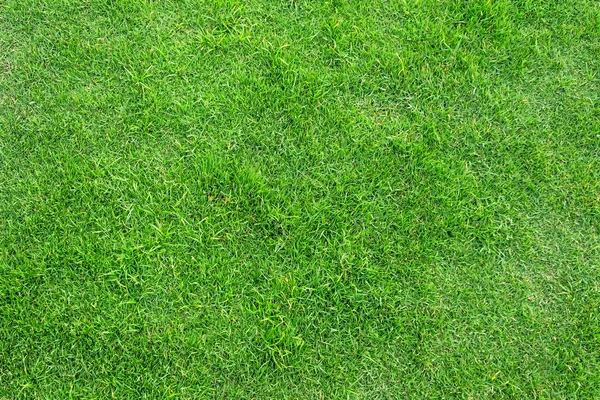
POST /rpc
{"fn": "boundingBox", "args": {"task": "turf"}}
[1,0,599,398]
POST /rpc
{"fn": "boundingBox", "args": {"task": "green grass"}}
[1,0,599,397]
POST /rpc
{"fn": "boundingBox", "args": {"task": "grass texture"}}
[1,0,599,398]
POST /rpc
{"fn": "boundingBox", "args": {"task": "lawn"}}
[1,0,599,398]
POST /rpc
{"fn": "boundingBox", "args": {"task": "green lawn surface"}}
[1,0,599,398]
